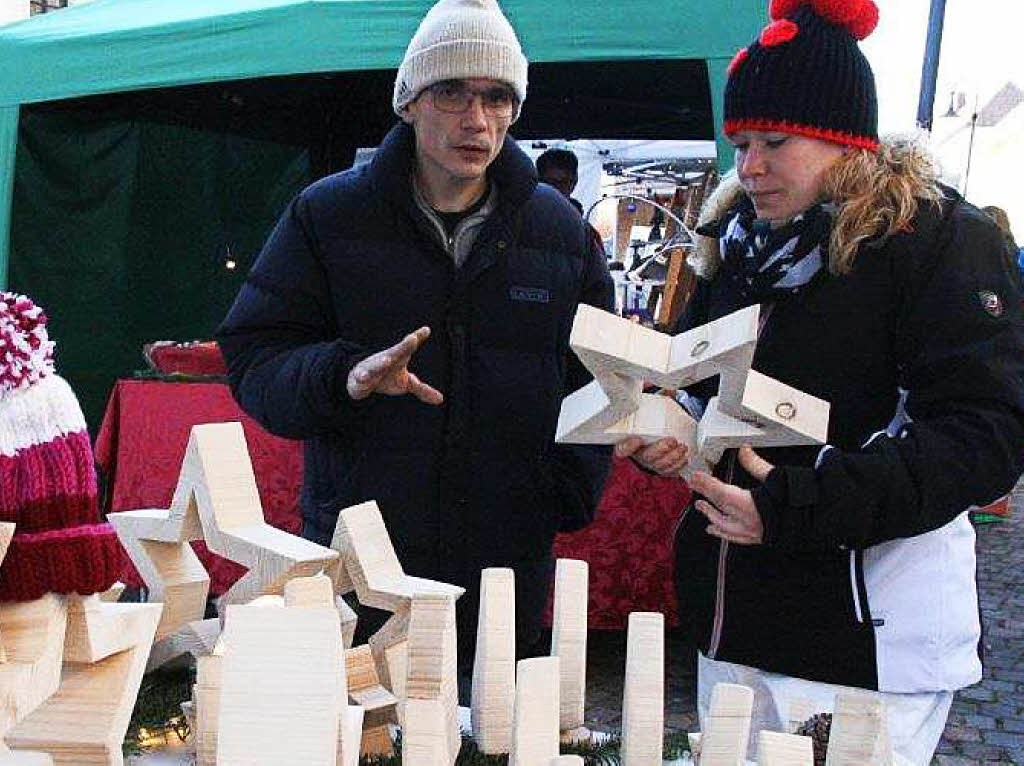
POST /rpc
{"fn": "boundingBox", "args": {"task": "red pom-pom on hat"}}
[760,19,799,46]
[811,0,879,39]
[769,0,879,40]
[727,47,749,76]
[846,0,879,40]
[769,0,802,20]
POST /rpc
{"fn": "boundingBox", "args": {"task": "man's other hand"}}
[346,327,444,405]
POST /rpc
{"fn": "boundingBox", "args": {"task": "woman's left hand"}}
[689,446,774,545]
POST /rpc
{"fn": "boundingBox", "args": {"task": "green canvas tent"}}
[0,0,764,428]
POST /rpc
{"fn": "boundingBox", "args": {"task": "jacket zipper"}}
[707,300,775,659]
[707,451,737,659]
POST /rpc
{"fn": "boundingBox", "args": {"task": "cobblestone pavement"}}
[582,481,1024,764]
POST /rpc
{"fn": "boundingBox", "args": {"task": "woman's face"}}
[730,131,846,224]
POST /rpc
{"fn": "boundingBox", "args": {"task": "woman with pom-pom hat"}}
[622,0,1024,760]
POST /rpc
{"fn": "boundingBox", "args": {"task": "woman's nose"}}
[738,145,766,177]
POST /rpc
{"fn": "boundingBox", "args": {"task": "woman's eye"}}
[766,138,787,149]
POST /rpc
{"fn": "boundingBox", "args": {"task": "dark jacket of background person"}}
[674,181,1024,693]
[216,122,613,641]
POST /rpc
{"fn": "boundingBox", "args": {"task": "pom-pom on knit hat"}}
[724,0,880,151]
[0,292,121,602]
[393,0,528,121]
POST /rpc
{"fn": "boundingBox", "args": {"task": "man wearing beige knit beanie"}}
[219,0,682,694]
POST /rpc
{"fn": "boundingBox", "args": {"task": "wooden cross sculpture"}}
[556,304,830,477]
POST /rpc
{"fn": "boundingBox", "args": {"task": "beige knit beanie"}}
[393,0,528,121]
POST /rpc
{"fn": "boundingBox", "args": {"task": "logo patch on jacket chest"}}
[510,286,550,303]
[978,290,1003,317]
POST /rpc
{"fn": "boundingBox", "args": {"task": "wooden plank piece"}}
[550,560,588,734]
[621,612,663,765]
[471,568,516,754]
[216,604,342,766]
[509,657,560,766]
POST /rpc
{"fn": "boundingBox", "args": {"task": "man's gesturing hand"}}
[689,445,774,545]
[346,327,444,405]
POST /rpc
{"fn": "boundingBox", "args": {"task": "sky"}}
[863,0,1024,134]
[861,0,1024,235]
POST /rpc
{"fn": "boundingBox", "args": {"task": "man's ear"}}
[399,101,417,126]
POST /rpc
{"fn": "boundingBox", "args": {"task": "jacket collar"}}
[369,121,538,215]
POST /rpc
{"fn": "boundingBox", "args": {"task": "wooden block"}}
[360,710,395,757]
[757,730,813,765]
[327,513,356,597]
[169,423,339,613]
[700,683,754,766]
[334,501,464,613]
[402,698,452,765]
[621,612,663,765]
[604,393,700,454]
[345,646,396,712]
[145,618,221,671]
[338,705,364,766]
[337,597,357,649]
[556,304,830,470]
[63,595,161,664]
[558,305,760,449]
[6,603,161,765]
[471,568,516,754]
[193,654,223,766]
[509,657,560,766]
[406,593,459,760]
[570,303,673,379]
[106,509,210,643]
[0,596,68,740]
[284,573,335,609]
[216,604,342,766]
[786,698,818,735]
[0,522,13,665]
[96,584,125,604]
[345,644,396,756]
[550,560,588,734]
[667,306,759,410]
[825,690,894,766]
[739,370,830,446]
[0,752,54,765]
[695,395,766,464]
[0,522,14,566]
[368,607,410,697]
[555,377,641,445]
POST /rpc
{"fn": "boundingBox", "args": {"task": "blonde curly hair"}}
[689,135,942,278]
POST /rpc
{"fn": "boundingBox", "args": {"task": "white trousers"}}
[697,653,953,765]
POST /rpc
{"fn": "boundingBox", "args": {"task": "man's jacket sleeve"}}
[216,193,370,440]
[543,235,615,532]
[755,202,1024,550]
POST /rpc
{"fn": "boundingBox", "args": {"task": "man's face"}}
[540,166,577,198]
[402,78,515,186]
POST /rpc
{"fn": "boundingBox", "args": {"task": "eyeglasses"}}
[429,80,518,118]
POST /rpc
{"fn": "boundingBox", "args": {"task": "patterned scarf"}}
[714,200,835,304]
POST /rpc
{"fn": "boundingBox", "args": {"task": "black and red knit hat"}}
[0,292,122,602]
[724,0,880,151]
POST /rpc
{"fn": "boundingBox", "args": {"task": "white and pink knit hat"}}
[0,292,121,602]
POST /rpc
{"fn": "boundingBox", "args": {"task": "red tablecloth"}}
[551,457,689,629]
[95,379,690,625]
[94,379,303,594]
